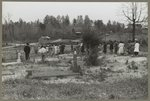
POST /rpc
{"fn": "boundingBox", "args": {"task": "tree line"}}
[3,15,127,43]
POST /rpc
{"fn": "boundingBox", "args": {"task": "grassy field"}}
[2,52,148,100]
[2,75,148,100]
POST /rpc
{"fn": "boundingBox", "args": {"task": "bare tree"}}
[122,2,147,41]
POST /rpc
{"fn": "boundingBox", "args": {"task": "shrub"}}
[82,29,100,66]
[127,61,138,70]
[85,47,99,66]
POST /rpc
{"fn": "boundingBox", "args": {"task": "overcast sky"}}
[2,2,147,24]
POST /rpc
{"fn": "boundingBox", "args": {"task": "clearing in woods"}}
[2,45,148,100]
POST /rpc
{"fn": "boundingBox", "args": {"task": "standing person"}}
[71,43,73,52]
[17,50,22,63]
[62,44,65,54]
[59,44,65,54]
[59,44,62,54]
[54,45,57,55]
[80,43,85,54]
[38,46,47,62]
[76,43,80,55]
[134,40,140,56]
[24,43,31,60]
[57,45,60,54]
[79,42,84,60]
[118,41,125,55]
[34,44,38,55]
[53,45,56,55]
[51,45,55,56]
[110,41,114,53]
[46,46,49,52]
[48,45,52,55]
[103,42,107,54]
[114,41,118,54]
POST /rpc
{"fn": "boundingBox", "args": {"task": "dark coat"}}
[24,45,31,54]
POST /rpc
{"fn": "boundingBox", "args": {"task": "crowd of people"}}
[102,39,140,56]
[23,42,85,62]
[38,44,66,61]
[22,39,140,62]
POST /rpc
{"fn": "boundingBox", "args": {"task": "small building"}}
[38,36,51,45]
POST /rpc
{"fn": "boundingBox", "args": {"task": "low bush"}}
[127,61,138,70]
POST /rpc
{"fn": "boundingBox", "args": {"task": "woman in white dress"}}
[38,46,47,62]
[134,40,140,56]
[118,41,125,55]
[54,45,58,55]
[17,50,22,63]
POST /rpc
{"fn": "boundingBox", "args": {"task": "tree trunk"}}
[132,19,136,42]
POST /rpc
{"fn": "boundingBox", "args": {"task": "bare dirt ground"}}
[2,52,148,100]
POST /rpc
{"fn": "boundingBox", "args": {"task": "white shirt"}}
[38,47,47,53]
[74,50,77,55]
[80,43,83,47]
[119,43,124,48]
[17,52,21,62]
[134,43,140,52]
[118,43,124,54]
[54,46,58,51]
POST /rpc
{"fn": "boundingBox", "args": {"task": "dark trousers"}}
[25,52,29,60]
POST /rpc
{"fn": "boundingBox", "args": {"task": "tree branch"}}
[136,8,142,22]
[136,16,146,23]
[122,10,133,21]
[134,3,138,20]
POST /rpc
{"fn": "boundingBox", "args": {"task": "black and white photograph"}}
[2,1,148,100]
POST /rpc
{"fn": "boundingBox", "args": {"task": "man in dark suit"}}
[24,43,31,60]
